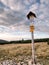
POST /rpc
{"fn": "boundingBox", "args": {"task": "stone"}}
[28,60,32,65]
[17,62,21,65]
[0,62,2,65]
[37,63,41,65]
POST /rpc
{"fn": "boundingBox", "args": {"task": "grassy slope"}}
[0,42,49,65]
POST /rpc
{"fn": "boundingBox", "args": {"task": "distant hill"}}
[0,39,9,44]
[0,38,49,45]
[10,38,49,43]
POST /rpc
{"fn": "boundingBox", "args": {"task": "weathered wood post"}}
[27,11,36,65]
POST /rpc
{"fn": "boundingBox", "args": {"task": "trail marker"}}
[27,11,36,65]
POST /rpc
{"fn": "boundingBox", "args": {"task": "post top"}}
[27,11,36,19]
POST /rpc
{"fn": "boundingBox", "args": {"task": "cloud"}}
[1,0,26,11]
[0,0,49,40]
[29,0,49,33]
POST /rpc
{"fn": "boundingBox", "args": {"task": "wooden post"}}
[30,25,36,65]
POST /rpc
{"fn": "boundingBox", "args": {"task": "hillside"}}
[0,38,49,44]
[10,38,49,43]
[0,39,9,44]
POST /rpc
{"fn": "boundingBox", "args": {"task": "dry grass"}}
[0,42,49,65]
[0,44,31,50]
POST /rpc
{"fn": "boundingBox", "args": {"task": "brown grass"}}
[0,42,49,65]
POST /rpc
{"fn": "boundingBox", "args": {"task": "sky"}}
[0,0,49,41]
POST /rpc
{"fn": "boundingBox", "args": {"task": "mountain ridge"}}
[0,38,49,44]
[0,39,9,44]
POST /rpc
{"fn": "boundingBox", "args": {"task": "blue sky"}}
[0,0,49,41]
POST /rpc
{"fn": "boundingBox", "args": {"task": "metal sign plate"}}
[30,25,34,32]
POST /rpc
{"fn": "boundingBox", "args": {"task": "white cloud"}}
[0,0,49,40]
[40,0,49,4]
[0,31,31,41]
[0,0,49,32]
[29,3,39,12]
[29,0,49,34]
[1,0,26,11]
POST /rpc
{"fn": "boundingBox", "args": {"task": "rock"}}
[0,62,2,65]
[17,62,21,65]
[28,60,32,65]
[37,63,41,65]
[2,61,6,65]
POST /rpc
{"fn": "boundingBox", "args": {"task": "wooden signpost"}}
[27,11,36,65]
